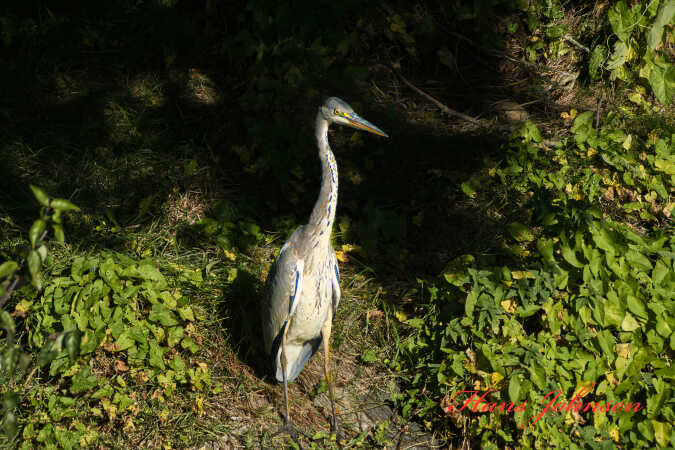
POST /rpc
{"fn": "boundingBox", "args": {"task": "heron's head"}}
[320,97,388,137]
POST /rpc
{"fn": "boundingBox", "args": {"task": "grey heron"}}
[261,97,387,444]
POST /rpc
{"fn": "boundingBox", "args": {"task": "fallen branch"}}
[388,64,484,127]
[563,36,591,53]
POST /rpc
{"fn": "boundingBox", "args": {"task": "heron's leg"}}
[322,309,346,443]
[271,323,306,449]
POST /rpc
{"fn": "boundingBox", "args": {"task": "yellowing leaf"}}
[615,343,631,359]
[501,299,517,314]
[512,270,536,280]
[223,249,236,261]
[335,250,348,262]
[490,372,504,386]
[622,134,632,150]
[610,426,619,442]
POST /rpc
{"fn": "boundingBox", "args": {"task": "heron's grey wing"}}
[330,250,341,314]
[261,227,305,356]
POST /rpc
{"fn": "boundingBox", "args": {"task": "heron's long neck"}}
[308,114,338,236]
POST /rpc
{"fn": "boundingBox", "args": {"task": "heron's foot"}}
[272,417,307,449]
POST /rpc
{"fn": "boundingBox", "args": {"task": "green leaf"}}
[148,340,167,369]
[0,310,15,334]
[522,120,543,143]
[50,198,80,212]
[537,238,554,262]
[169,355,187,376]
[361,349,378,363]
[27,249,42,290]
[626,250,652,271]
[115,331,135,351]
[99,258,122,292]
[29,219,47,247]
[148,303,179,326]
[0,261,18,279]
[621,313,640,331]
[560,240,584,268]
[596,329,615,361]
[167,326,184,347]
[460,180,477,198]
[70,367,99,394]
[52,224,65,243]
[507,222,534,242]
[508,375,521,402]
[608,1,637,42]
[70,257,85,282]
[465,291,477,317]
[627,295,649,320]
[653,420,672,447]
[589,45,607,81]
[64,330,81,360]
[30,185,50,206]
[649,62,675,106]
[647,1,675,50]
[91,385,114,400]
[652,260,669,286]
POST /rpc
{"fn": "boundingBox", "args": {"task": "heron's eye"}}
[333,109,342,116]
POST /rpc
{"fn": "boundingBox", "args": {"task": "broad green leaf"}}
[606,41,628,71]
[99,258,122,292]
[465,291,477,317]
[507,222,534,242]
[167,326,184,347]
[70,367,98,394]
[460,180,477,198]
[361,349,378,363]
[91,385,114,400]
[29,219,46,247]
[625,249,652,271]
[508,375,521,402]
[52,224,65,243]
[528,364,546,390]
[115,331,135,351]
[647,1,675,50]
[621,313,640,331]
[50,198,80,212]
[0,310,15,333]
[30,185,50,206]
[181,337,199,353]
[652,260,669,286]
[169,354,186,372]
[560,241,584,268]
[608,1,638,42]
[604,291,625,327]
[653,420,672,447]
[537,238,554,262]
[0,261,18,279]
[649,63,675,106]
[148,303,179,326]
[148,340,167,369]
[27,249,42,290]
[656,316,672,338]
[589,45,607,81]
[627,295,649,320]
[64,330,81,360]
[70,257,85,282]
[597,329,615,361]
[654,157,675,174]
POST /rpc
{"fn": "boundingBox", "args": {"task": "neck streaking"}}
[308,113,338,237]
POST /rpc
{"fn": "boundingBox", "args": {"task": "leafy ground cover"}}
[1,0,674,448]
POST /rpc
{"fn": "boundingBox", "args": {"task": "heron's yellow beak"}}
[347,113,389,137]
